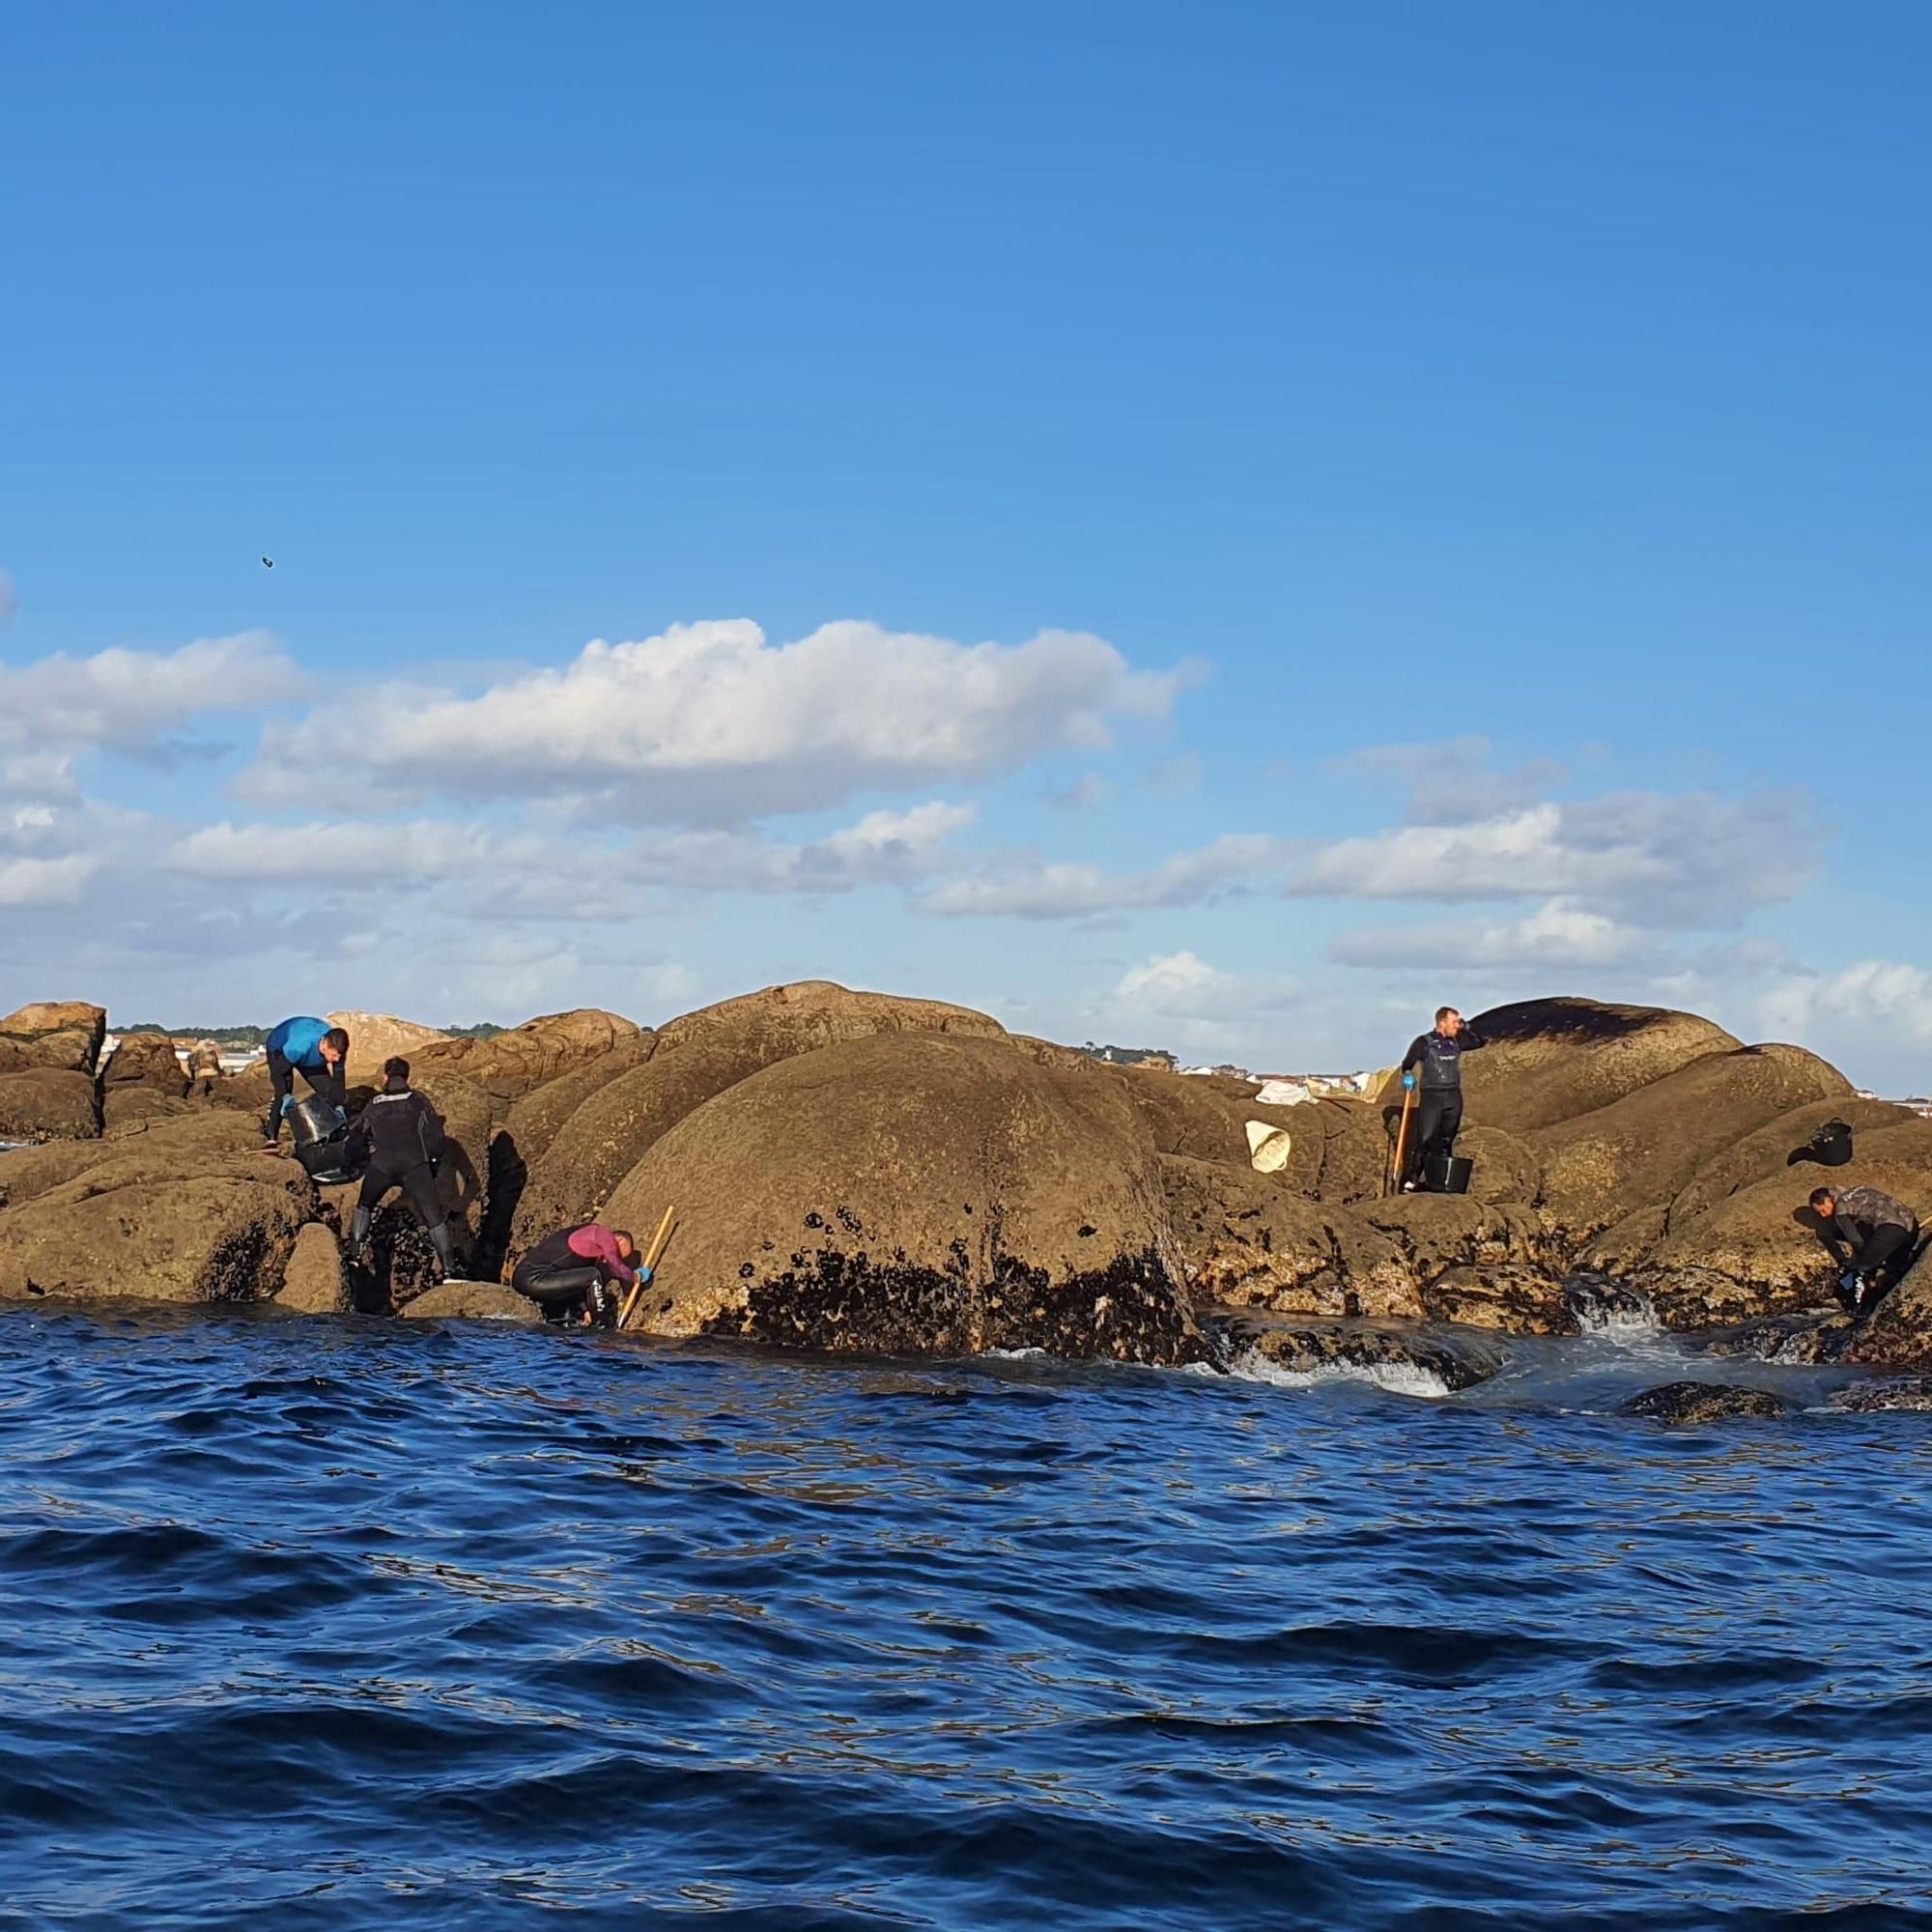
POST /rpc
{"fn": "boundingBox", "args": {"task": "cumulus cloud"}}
[1343,736,1569,826]
[1762,960,1932,1048]
[0,854,99,906]
[0,632,308,756]
[240,619,1191,822]
[1293,791,1820,927]
[921,833,1289,921]
[1104,950,1298,1056]
[167,801,980,913]
[1328,897,1651,971]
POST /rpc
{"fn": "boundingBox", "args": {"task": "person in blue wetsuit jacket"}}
[260,1015,350,1148]
[1398,1006,1487,1189]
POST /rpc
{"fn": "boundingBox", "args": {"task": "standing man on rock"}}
[1809,1184,1920,1316]
[260,1016,350,1150]
[1399,1006,1487,1190]
[343,1056,458,1282]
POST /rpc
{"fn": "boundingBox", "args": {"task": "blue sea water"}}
[3,1303,1931,1930]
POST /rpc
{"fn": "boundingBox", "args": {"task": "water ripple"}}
[4,1303,1932,1929]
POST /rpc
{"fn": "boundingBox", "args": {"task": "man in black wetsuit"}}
[342,1057,458,1281]
[1399,1006,1487,1190]
[1810,1184,1920,1316]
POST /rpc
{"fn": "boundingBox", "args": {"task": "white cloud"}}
[0,632,308,755]
[1763,960,1932,1048]
[1103,949,1298,1057]
[1293,791,1819,926]
[1329,896,1649,971]
[921,833,1288,920]
[240,619,1191,821]
[1344,736,1569,826]
[169,818,499,885]
[0,854,99,906]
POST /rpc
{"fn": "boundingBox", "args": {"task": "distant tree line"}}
[117,1019,509,1043]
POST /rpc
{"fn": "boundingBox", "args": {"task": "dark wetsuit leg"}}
[512,1259,603,1318]
[1411,1092,1463,1180]
[263,1050,296,1142]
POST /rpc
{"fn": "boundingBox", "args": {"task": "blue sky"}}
[4,4,1929,1085]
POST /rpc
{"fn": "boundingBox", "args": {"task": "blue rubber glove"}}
[634,1265,653,1288]
[1401,1072,1416,1091]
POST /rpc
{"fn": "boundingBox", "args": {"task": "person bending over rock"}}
[188,1038,224,1098]
[343,1056,457,1281]
[1399,1006,1487,1189]
[512,1223,647,1329]
[260,1016,350,1149]
[1810,1185,1920,1317]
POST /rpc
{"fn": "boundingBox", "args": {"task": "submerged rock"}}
[401,1280,541,1324]
[1830,1377,1932,1413]
[1691,1307,1852,1365]
[1620,1380,1791,1423]
[1221,1314,1506,1394]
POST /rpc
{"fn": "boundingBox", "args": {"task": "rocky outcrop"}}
[1620,1380,1792,1423]
[0,1068,99,1143]
[1453,998,1741,1134]
[101,1032,188,1096]
[327,1010,451,1087]
[400,1280,541,1324]
[1531,1044,1853,1247]
[1691,1307,1853,1365]
[0,1126,311,1303]
[508,982,1009,1269]
[0,1001,106,1076]
[1842,1247,1932,1371]
[409,1009,645,1104]
[602,1030,1206,1366]
[275,1223,351,1314]
[1160,1154,1420,1319]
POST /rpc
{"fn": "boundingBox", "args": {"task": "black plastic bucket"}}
[1788,1119,1854,1168]
[1424,1152,1473,1194]
[289,1094,347,1148]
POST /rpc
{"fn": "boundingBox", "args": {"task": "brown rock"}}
[411,1009,645,1104]
[1359,1194,1558,1288]
[1667,1097,1924,1227]
[1113,1065,1303,1170]
[1620,1380,1790,1423]
[509,981,1008,1269]
[401,1280,543,1324]
[0,1002,107,1075]
[101,1088,198,1135]
[275,1223,350,1314]
[1421,1264,1575,1335]
[1843,1246,1932,1371]
[1158,1154,1420,1320]
[0,1112,263,1208]
[0,1132,312,1303]
[1439,998,1741,1134]
[1226,1314,1505,1393]
[1531,1044,1853,1247]
[602,1030,1206,1366]
[326,1010,451,1087]
[101,1032,188,1094]
[0,1067,99,1143]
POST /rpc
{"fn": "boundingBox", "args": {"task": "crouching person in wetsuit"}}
[261,1016,349,1149]
[1810,1184,1920,1317]
[512,1223,646,1329]
[343,1057,458,1281]
[1399,1006,1487,1189]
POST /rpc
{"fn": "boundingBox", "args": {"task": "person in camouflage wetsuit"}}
[1809,1184,1921,1316]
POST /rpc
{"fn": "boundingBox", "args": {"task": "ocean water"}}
[4,1303,1931,1930]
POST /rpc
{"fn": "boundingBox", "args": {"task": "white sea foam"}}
[1224,1344,1456,1401]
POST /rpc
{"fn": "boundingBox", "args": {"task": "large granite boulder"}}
[326,1010,452,1088]
[0,1122,313,1303]
[0,1111,262,1208]
[1158,1154,1420,1320]
[0,1068,99,1143]
[1452,998,1741,1134]
[1222,1314,1506,1394]
[1111,1065,1304,1170]
[409,1009,644,1105]
[401,1279,542,1324]
[1665,1096,1924,1226]
[508,981,1009,1270]
[1531,1044,1853,1247]
[602,1030,1206,1366]
[101,1032,187,1096]
[1843,1246,1932,1371]
[0,1001,107,1076]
